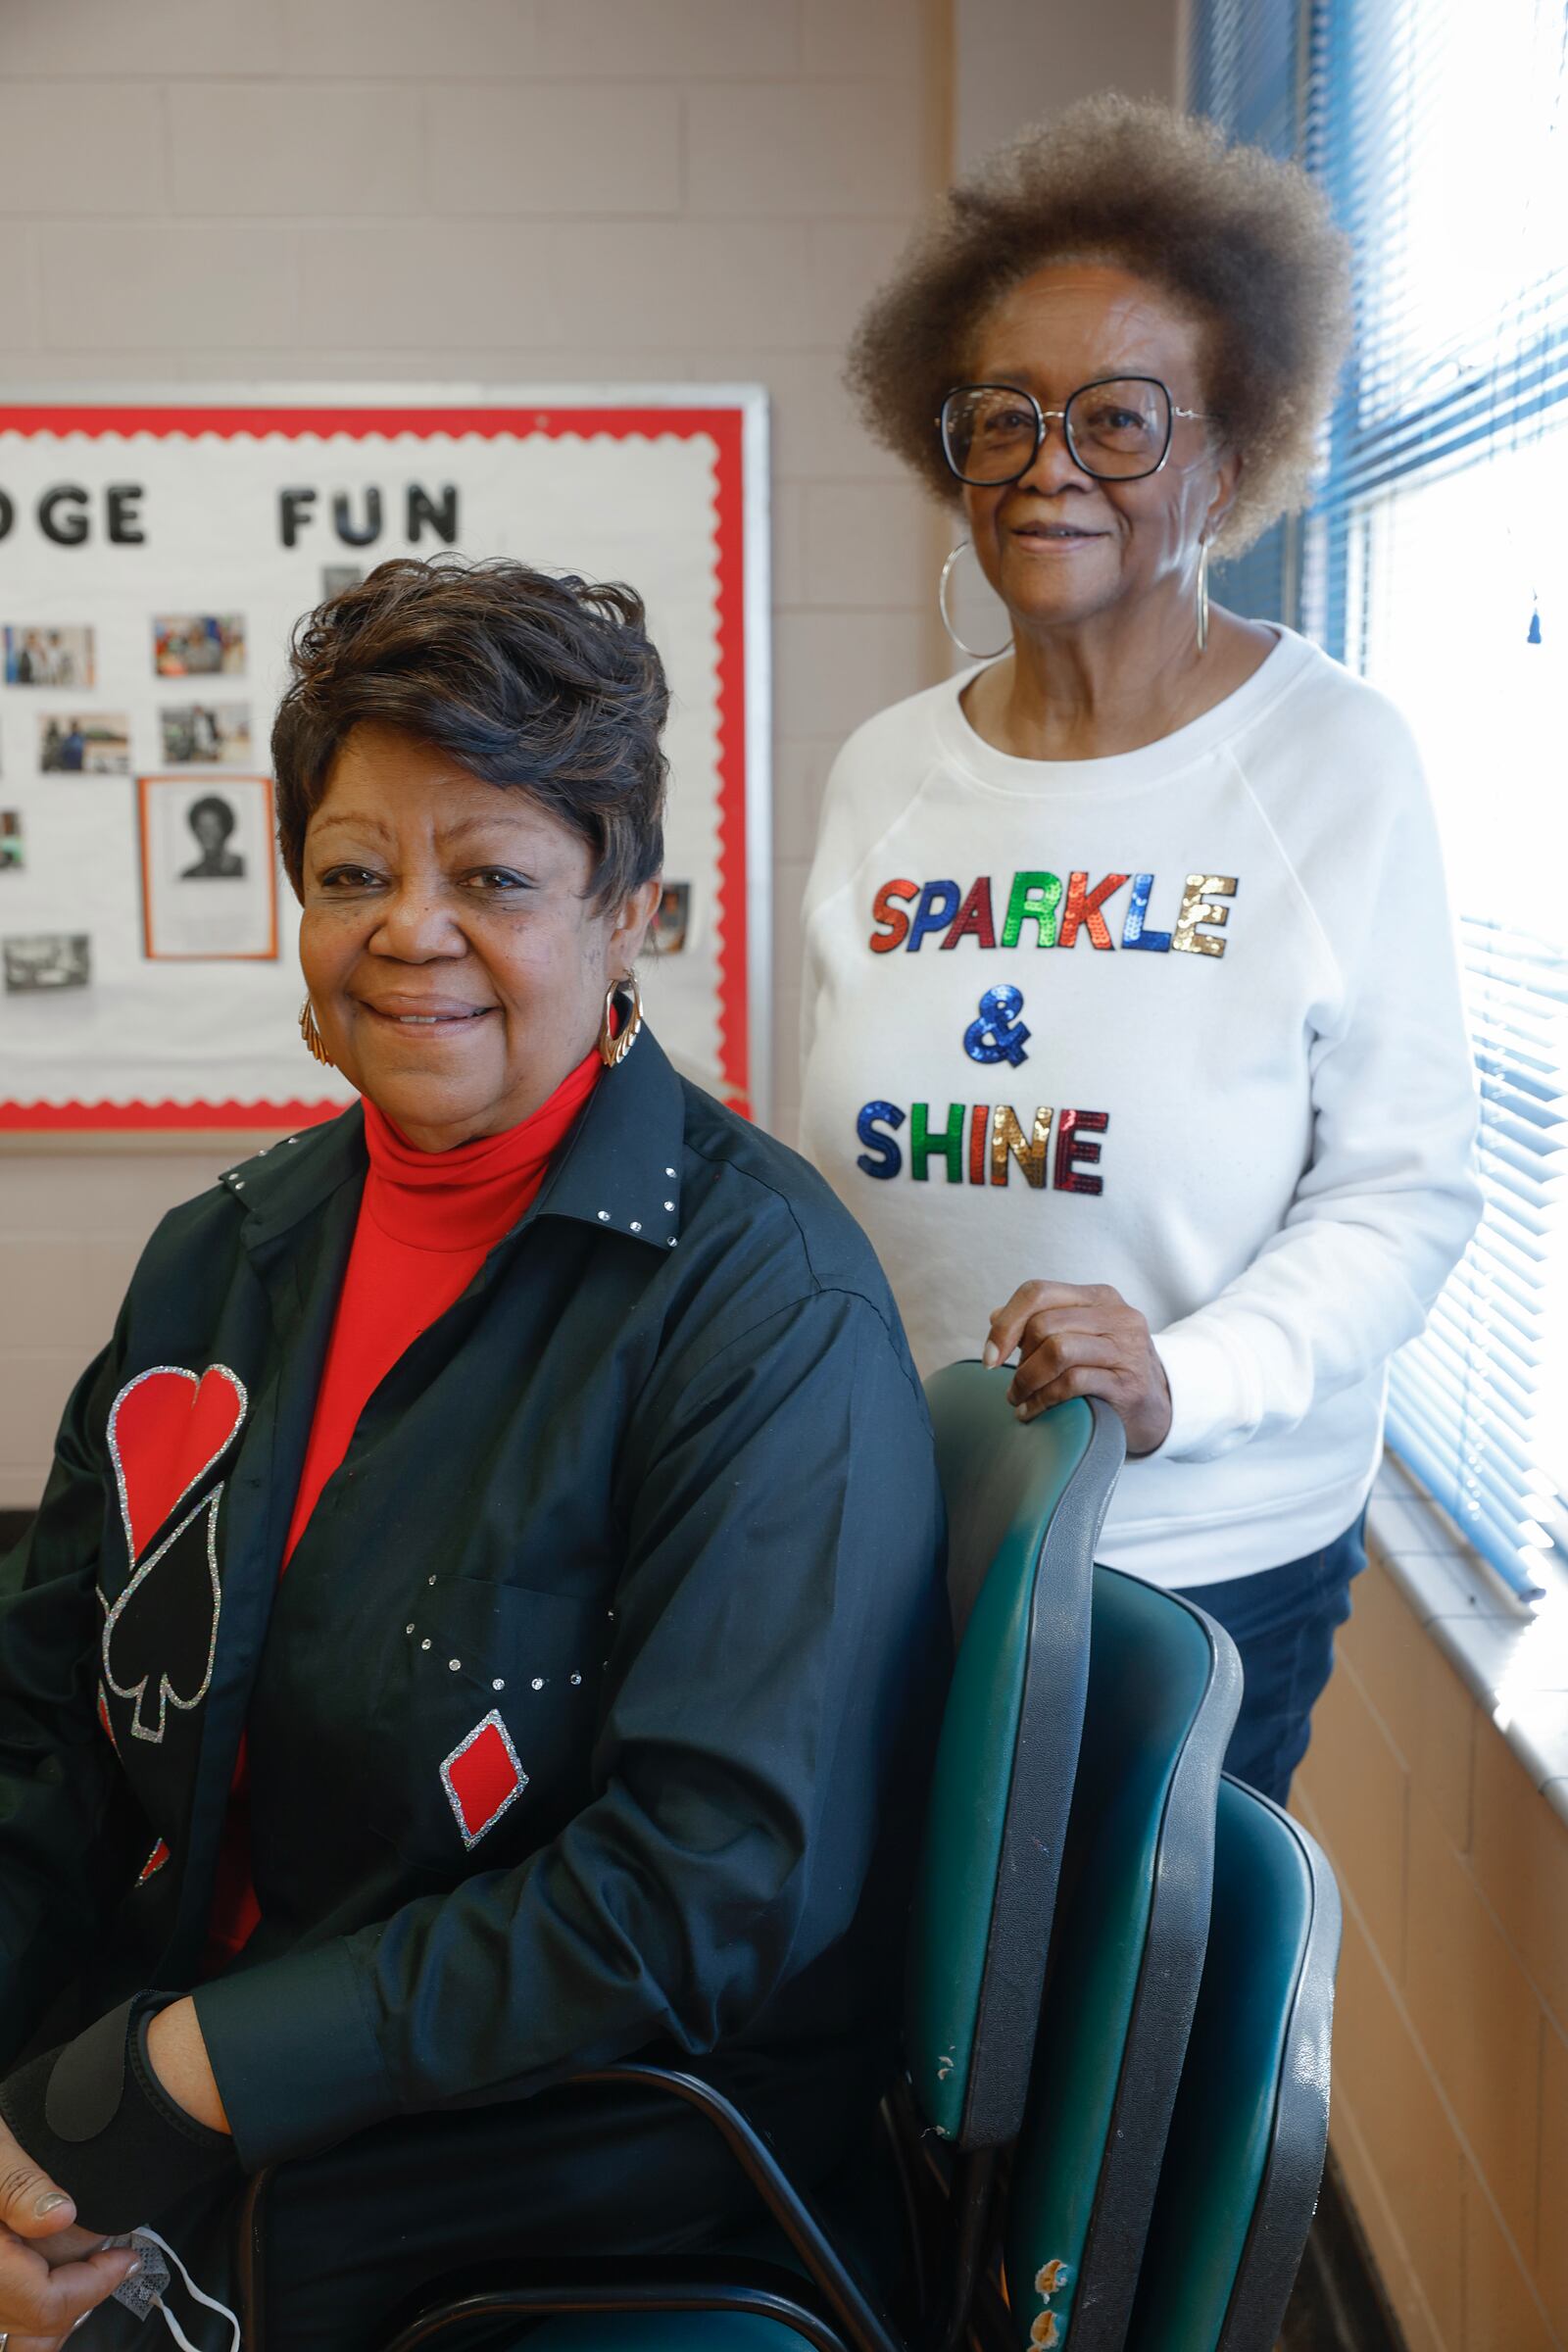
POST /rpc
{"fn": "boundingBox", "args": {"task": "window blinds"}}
[1187,0,1304,625]
[1191,0,1568,1599]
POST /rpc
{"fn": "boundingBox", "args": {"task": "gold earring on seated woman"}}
[598,972,643,1068]
[299,998,334,1067]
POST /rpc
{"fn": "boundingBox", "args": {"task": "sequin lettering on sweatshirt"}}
[866,870,1238,956]
[857,1102,1111,1191]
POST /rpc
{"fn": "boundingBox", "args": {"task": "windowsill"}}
[1368,1454,1568,1827]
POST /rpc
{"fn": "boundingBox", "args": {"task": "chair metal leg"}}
[919,2147,1000,2352]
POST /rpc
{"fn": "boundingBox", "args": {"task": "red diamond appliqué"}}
[440,1710,528,1850]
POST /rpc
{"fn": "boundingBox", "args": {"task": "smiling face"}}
[959,260,1238,638]
[298,723,659,1152]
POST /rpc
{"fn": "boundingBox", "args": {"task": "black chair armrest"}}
[236,2060,906,2352]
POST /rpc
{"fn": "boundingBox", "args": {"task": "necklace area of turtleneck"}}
[359,1045,604,1253]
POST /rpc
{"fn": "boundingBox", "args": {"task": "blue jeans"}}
[1173,1514,1367,1807]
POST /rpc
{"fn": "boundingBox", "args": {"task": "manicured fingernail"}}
[127,2258,144,2277]
[983,1341,1000,1369]
[35,2189,71,2215]
[1014,1403,1030,1422]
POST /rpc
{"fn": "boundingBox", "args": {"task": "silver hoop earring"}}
[938,540,1011,662]
[1197,540,1211,656]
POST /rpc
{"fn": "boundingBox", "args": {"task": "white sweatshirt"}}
[799,628,1482,1587]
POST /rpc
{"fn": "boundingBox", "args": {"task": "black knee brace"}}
[0,1993,237,2232]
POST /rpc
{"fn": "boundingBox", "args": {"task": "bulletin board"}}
[0,386,771,1131]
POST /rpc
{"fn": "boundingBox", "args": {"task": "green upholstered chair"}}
[1001,1568,1243,2352]
[1120,1776,1342,2352]
[236,1377,1123,2352]
[903,1378,1127,2340]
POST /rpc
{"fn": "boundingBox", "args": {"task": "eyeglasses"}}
[937,378,1211,486]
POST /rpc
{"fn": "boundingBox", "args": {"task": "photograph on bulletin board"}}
[0,387,770,1132]
[137,774,278,961]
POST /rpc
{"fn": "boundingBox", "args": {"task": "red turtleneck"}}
[206,1045,603,1967]
[283,1047,602,1560]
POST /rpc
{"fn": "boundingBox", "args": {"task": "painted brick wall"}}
[0,0,1184,1510]
[0,0,954,1506]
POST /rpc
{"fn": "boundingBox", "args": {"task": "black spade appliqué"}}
[100,1364,247,1745]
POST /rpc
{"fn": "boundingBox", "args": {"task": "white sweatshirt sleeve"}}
[1153,749,1483,1464]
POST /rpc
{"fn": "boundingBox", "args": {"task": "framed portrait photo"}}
[137,773,278,961]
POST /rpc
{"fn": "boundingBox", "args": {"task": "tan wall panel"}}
[1463,2159,1560,2352]
[1308,1542,1568,2351]
[1297,1645,1410,1978]
[1403,1792,1544,2252]
[1332,1900,1467,2333]
[1330,2095,1456,2352]
[1339,1552,1478,1853]
[1537,2024,1568,2340]
[1470,1727,1568,2035]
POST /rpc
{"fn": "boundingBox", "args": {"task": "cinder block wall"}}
[0,0,1186,1509]
[0,0,955,1507]
[1295,1550,1568,2350]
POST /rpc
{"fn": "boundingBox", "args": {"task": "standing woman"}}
[801,96,1481,1805]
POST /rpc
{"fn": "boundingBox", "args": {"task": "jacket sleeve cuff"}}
[192,1936,391,2172]
[1152,1324,1252,1463]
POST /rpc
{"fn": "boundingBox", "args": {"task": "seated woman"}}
[0,559,950,2352]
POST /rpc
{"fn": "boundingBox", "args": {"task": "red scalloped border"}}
[0,400,751,1130]
[5,1099,345,1132]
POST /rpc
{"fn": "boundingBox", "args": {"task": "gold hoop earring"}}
[298,998,334,1067]
[598,972,643,1068]
[1197,541,1211,656]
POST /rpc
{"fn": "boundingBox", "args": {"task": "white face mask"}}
[106,2227,240,2352]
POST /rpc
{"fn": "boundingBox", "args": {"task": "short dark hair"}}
[272,557,668,905]
[187,794,235,836]
[846,94,1350,557]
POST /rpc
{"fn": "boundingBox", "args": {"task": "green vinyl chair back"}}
[907,1368,1124,2152]
[1122,1776,1342,2352]
[1004,1569,1242,2352]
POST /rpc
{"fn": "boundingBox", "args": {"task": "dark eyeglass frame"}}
[936,376,1213,487]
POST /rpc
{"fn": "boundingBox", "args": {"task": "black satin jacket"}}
[0,1031,949,2175]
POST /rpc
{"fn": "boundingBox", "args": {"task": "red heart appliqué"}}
[109,1364,248,1564]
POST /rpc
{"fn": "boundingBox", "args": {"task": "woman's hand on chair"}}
[985,1280,1173,1455]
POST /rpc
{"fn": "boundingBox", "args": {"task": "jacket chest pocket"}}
[372,1577,611,1869]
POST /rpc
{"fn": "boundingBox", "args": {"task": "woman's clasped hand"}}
[985,1279,1173,1453]
[0,2140,139,2352]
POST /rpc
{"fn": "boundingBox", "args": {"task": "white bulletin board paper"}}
[0,387,770,1132]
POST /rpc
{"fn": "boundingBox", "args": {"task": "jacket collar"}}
[529,1025,686,1252]
[221,1026,687,1259]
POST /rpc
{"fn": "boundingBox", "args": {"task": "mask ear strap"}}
[132,2226,242,2352]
